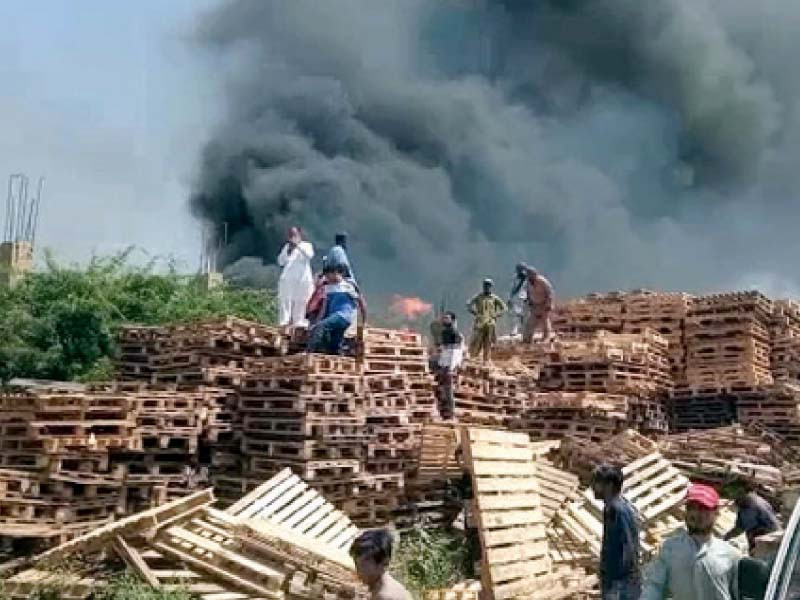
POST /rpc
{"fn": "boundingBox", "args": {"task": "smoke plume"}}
[190,0,800,304]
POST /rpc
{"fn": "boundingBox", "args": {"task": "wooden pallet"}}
[225,468,360,571]
[461,428,551,600]
[533,460,580,523]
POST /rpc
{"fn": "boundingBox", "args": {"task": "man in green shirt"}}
[467,279,507,362]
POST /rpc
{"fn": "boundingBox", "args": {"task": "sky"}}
[0,0,222,270]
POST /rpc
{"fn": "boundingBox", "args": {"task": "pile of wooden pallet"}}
[452,361,535,425]
[5,469,368,600]
[735,383,800,444]
[622,291,693,381]
[682,292,773,392]
[770,300,800,383]
[552,292,626,334]
[536,331,673,397]
[508,392,629,443]
[658,425,785,497]
[0,381,234,546]
[116,317,289,385]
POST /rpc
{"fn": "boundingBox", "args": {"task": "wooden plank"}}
[472,461,538,477]
[475,493,542,511]
[113,536,159,588]
[483,524,546,548]
[479,509,545,529]
[468,442,532,462]
[484,540,549,564]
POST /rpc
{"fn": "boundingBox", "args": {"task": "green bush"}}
[0,250,276,383]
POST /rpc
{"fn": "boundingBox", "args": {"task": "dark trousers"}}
[602,576,641,600]
[436,368,455,420]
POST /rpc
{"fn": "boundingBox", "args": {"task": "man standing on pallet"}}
[508,263,529,337]
[467,279,506,362]
[276,226,315,328]
[593,465,641,600]
[641,484,740,600]
[435,311,464,420]
[308,263,367,355]
[524,266,555,342]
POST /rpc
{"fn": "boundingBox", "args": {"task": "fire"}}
[390,295,433,320]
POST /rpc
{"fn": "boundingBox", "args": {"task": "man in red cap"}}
[641,484,741,600]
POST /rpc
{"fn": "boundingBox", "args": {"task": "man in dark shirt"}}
[724,484,780,553]
[435,311,464,420]
[593,464,641,600]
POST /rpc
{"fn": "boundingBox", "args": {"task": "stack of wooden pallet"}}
[735,382,800,443]
[358,328,438,525]
[770,300,800,383]
[622,291,693,381]
[452,361,534,425]
[508,392,628,443]
[234,354,369,512]
[116,317,288,385]
[0,381,235,545]
[401,423,464,528]
[552,292,626,334]
[682,292,773,391]
[537,331,673,397]
[666,386,739,430]
[8,470,368,600]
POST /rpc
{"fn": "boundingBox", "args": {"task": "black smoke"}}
[190,0,800,302]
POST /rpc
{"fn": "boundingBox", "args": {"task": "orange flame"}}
[390,295,433,320]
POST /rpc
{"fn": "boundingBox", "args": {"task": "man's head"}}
[442,311,457,328]
[592,464,624,502]
[685,484,719,535]
[335,232,348,248]
[482,278,494,294]
[323,264,341,284]
[526,266,539,282]
[350,529,393,587]
[288,226,302,242]
[515,263,528,278]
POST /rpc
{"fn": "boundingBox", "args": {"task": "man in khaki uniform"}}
[467,279,507,362]
[524,266,555,342]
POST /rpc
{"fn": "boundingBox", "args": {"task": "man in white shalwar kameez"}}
[277,226,315,327]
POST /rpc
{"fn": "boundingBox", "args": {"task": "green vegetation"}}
[94,573,196,600]
[390,528,475,598]
[0,250,276,383]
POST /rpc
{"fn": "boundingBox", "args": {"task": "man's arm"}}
[495,295,508,314]
[277,244,290,267]
[640,550,669,600]
[297,241,314,260]
[724,526,744,541]
[467,295,478,316]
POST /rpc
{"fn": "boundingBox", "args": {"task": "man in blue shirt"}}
[593,464,641,600]
[326,232,356,284]
[308,263,366,355]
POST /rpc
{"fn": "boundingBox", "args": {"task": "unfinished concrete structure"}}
[1,174,43,289]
